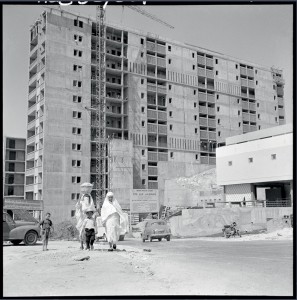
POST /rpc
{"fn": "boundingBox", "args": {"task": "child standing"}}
[81,208,97,251]
[40,212,53,251]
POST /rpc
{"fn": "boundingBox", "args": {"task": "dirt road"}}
[3,235,293,297]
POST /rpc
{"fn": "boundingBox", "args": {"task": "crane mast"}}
[95,5,107,210]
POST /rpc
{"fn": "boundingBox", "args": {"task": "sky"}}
[3,3,293,138]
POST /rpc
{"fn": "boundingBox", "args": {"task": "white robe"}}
[101,198,125,244]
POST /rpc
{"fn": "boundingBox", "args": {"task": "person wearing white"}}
[101,191,125,251]
[75,182,96,250]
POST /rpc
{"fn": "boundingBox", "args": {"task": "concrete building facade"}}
[25,8,286,222]
[3,137,26,199]
[216,124,293,206]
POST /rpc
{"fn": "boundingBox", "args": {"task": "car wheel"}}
[158,238,162,242]
[149,235,152,242]
[11,240,22,245]
[24,230,38,245]
[166,235,170,241]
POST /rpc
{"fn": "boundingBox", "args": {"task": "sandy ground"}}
[3,228,293,297]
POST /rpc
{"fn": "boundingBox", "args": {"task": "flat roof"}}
[226,123,293,146]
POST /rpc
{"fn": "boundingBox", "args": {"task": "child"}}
[40,212,53,251]
[81,208,97,251]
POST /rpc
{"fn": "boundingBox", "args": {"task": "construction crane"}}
[93,5,174,211]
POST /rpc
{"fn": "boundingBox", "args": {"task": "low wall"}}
[169,207,293,237]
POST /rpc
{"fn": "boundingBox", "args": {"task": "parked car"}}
[3,211,41,245]
[141,219,171,242]
[95,212,129,242]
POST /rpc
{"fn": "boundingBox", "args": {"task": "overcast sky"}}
[3,4,293,138]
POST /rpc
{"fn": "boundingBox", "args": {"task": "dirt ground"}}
[3,229,293,297]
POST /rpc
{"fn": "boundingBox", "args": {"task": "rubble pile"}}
[175,168,222,193]
[52,218,79,240]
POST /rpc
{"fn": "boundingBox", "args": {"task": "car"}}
[95,212,129,242]
[141,219,171,242]
[3,211,41,245]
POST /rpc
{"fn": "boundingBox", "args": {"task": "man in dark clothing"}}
[40,213,53,251]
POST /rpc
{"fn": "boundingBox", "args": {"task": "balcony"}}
[147,109,157,119]
[209,157,216,165]
[247,69,254,77]
[28,88,37,99]
[148,181,158,189]
[206,58,213,68]
[248,80,255,88]
[248,93,255,100]
[27,135,36,145]
[209,131,216,140]
[157,72,166,79]
[242,113,250,122]
[200,156,209,164]
[148,166,158,176]
[147,97,156,105]
[279,108,285,117]
[158,152,168,161]
[147,55,156,65]
[199,106,207,114]
[274,76,285,84]
[279,119,286,125]
[148,151,158,161]
[250,114,256,122]
[156,44,166,55]
[242,101,249,110]
[240,67,247,76]
[148,123,158,134]
[198,68,206,77]
[146,41,156,52]
[208,119,216,128]
[147,83,156,92]
[27,119,36,130]
[206,69,214,78]
[158,111,167,121]
[26,151,35,161]
[278,97,284,106]
[26,168,35,177]
[199,117,207,126]
[198,92,207,101]
[157,86,167,94]
[147,70,156,77]
[197,56,205,65]
[250,125,257,132]
[241,79,248,86]
[158,124,167,135]
[277,88,284,97]
[25,185,34,193]
[200,130,208,139]
[207,94,215,103]
[249,102,256,111]
[158,142,167,148]
[157,57,166,68]
[243,124,249,133]
[28,103,37,116]
[208,107,215,115]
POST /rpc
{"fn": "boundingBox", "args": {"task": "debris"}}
[74,256,90,261]
[143,249,151,252]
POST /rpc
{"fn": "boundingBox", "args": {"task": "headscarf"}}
[101,192,125,226]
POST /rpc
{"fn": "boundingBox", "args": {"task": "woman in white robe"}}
[75,183,96,250]
[101,191,125,251]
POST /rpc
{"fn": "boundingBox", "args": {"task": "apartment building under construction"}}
[25,8,286,222]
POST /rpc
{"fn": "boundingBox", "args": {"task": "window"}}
[195,154,198,160]
[217,107,220,112]
[169,111,172,117]
[169,124,173,131]
[142,164,145,170]
[141,107,145,113]
[8,163,15,171]
[168,45,171,51]
[195,128,198,134]
[192,53,195,58]
[72,160,81,167]
[216,95,219,100]
[140,38,144,44]
[236,76,238,80]
[257,103,259,107]
[273,85,276,90]
[141,121,145,127]
[271,154,276,160]
[142,149,145,156]
[73,65,82,72]
[194,103,197,108]
[235,64,238,69]
[74,19,78,26]
[168,59,171,64]
[215,59,218,64]
[218,131,221,137]
[71,193,77,200]
[142,179,145,185]
[72,143,81,151]
[255,70,257,74]
[258,125,261,130]
[192,65,195,70]
[169,84,172,90]
[8,186,14,196]
[194,115,197,121]
[9,139,15,149]
[169,98,172,104]
[275,106,277,111]
[74,34,82,42]
[9,151,16,160]
[141,93,144,99]
[72,176,81,183]
[194,90,196,95]
[141,79,144,84]
[275,117,278,122]
[238,111,241,116]
[170,152,173,158]
[141,52,144,58]
[258,114,261,119]
[239,122,241,127]
[256,80,258,85]
[73,111,82,119]
[71,210,75,217]
[218,119,220,124]
[237,99,240,104]
[79,21,83,28]
[74,49,77,56]
[216,71,218,75]
[228,161,232,166]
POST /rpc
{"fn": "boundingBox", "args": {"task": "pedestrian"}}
[101,191,126,251]
[81,208,97,251]
[40,212,53,251]
[75,182,96,250]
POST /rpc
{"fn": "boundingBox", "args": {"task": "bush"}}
[51,218,79,240]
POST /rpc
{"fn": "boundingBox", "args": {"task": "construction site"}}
[3,4,293,297]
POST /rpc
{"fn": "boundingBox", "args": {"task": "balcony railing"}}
[147,84,156,92]
[278,97,284,106]
[206,58,213,68]
[157,57,166,68]
[247,69,254,77]
[157,86,167,94]
[207,94,215,103]
[28,103,37,116]
[146,41,156,52]
[198,92,207,101]
[148,166,158,176]
[158,111,167,121]
[242,113,250,122]
[147,97,156,105]
[241,79,248,86]
[200,130,208,139]
[206,69,214,78]
[249,103,256,111]
[200,156,209,164]
[208,119,216,128]
[148,151,158,161]
[158,124,167,135]
[199,106,207,114]
[250,125,257,132]
[148,124,158,134]
[240,67,247,76]
[278,108,285,117]
[242,101,249,110]
[250,114,256,122]
[199,117,207,126]
[249,93,255,100]
[147,109,157,119]
[158,142,167,148]
[147,55,156,65]
[209,157,216,165]
[208,107,215,116]
[26,168,35,177]
[158,152,168,161]
[148,181,158,189]
[209,132,216,140]
[198,68,206,77]
[197,56,205,65]
[248,80,255,88]
[243,124,249,133]
[279,119,286,125]
[156,44,166,55]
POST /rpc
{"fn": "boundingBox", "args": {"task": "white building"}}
[216,124,293,206]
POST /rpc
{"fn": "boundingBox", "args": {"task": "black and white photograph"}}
[3,1,294,297]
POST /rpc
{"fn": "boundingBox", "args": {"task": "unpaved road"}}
[3,237,293,297]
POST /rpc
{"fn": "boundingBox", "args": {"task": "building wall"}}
[216,128,292,186]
